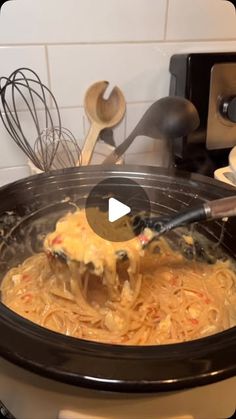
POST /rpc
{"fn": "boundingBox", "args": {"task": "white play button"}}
[108,197,131,223]
[86,177,151,241]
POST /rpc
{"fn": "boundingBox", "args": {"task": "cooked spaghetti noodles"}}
[44,208,144,300]
[1,209,236,345]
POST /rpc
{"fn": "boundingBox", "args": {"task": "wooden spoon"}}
[80,81,126,165]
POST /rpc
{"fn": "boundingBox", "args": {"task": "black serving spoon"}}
[49,196,236,273]
[132,195,236,248]
[102,96,200,165]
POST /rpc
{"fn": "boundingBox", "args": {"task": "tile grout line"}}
[1,38,236,47]
[164,0,170,41]
[55,100,154,108]
[119,114,126,154]
[164,37,236,43]
[124,112,128,140]
[44,45,53,108]
[82,114,87,137]
[0,164,29,170]
[0,101,155,115]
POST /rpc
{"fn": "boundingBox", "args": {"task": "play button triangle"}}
[108,197,131,223]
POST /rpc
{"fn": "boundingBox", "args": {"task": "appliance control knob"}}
[221,97,236,123]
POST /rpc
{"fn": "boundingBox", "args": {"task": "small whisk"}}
[0,67,81,171]
[34,126,82,170]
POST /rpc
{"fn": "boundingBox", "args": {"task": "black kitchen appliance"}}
[170,52,236,176]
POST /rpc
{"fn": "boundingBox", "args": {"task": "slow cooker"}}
[0,165,235,419]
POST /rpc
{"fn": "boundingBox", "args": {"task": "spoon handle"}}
[80,123,101,166]
[103,131,137,164]
[206,195,236,219]
[139,195,236,240]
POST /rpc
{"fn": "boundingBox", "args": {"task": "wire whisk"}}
[0,67,81,171]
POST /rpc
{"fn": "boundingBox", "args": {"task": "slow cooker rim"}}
[1,164,236,195]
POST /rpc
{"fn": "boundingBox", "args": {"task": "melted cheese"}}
[44,208,144,298]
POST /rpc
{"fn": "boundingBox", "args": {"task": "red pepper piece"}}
[51,235,63,245]
[138,234,149,245]
[22,274,30,282]
[189,318,199,325]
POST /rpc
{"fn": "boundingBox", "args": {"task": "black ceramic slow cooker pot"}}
[0,165,236,395]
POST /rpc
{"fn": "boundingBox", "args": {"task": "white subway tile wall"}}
[166,0,236,41]
[0,0,235,185]
[0,46,49,111]
[47,44,168,106]
[0,0,167,44]
[0,166,30,187]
